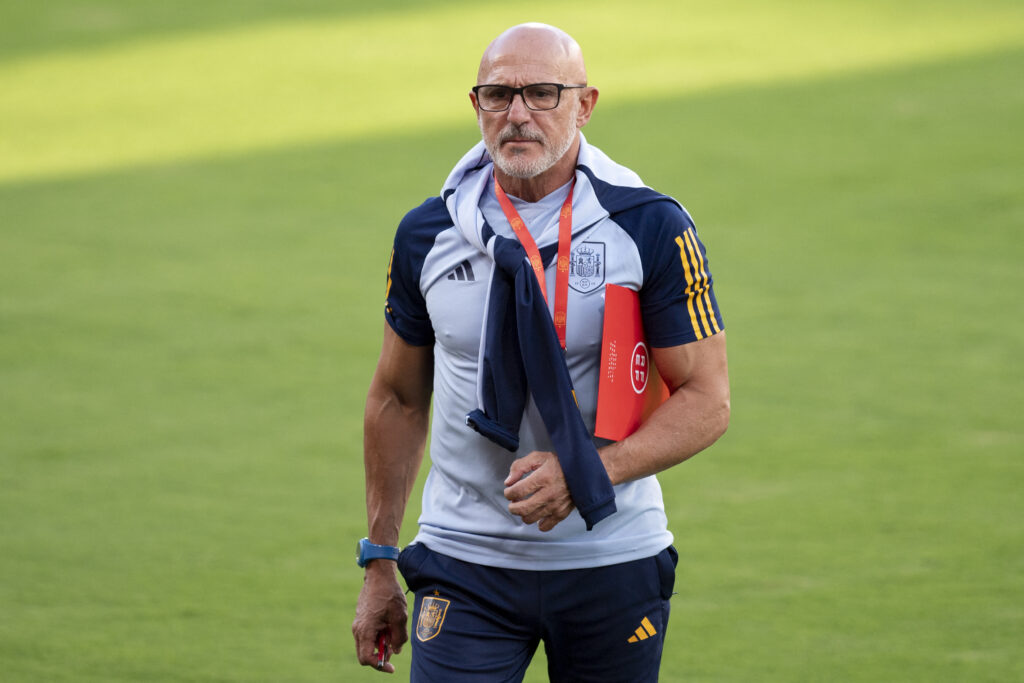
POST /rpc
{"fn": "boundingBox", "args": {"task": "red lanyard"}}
[494,176,574,349]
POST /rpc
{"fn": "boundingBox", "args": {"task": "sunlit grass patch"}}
[1,0,1021,183]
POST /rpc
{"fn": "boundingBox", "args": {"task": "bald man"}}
[353,23,729,681]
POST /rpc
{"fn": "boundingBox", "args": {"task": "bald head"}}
[477,23,587,85]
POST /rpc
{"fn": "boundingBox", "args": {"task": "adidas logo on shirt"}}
[446,260,475,282]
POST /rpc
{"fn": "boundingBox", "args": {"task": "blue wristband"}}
[356,538,401,567]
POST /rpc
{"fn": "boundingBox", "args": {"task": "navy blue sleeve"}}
[616,200,724,347]
[384,197,450,346]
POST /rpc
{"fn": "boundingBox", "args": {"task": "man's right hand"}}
[352,561,408,674]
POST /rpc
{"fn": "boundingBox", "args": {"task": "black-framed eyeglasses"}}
[472,83,588,112]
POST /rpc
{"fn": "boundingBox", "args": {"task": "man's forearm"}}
[599,332,730,485]
[353,329,432,668]
[363,387,430,546]
[599,382,729,485]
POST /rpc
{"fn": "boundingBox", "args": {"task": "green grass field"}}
[1,1,1022,681]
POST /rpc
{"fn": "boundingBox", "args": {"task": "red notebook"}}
[594,284,670,441]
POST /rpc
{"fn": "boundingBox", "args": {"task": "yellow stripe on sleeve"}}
[674,235,704,340]
[683,229,721,335]
[681,231,713,338]
[703,288,721,334]
[384,248,395,313]
[689,232,722,335]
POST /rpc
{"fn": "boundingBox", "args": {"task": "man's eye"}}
[527,87,556,99]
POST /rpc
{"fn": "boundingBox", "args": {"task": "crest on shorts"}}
[416,595,451,642]
[569,241,605,293]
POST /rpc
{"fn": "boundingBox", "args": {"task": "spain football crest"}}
[416,595,451,642]
[569,241,605,293]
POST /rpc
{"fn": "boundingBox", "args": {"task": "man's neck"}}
[494,137,581,202]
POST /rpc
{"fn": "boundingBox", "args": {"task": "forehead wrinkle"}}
[479,60,569,86]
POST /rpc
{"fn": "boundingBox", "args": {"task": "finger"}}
[353,628,377,666]
[509,489,563,523]
[354,629,398,672]
[507,471,569,509]
[538,517,561,532]
[503,459,531,486]
[354,618,393,666]
[390,624,408,654]
[524,498,569,525]
[506,454,562,501]
[370,626,397,671]
[537,501,575,531]
[507,476,557,513]
[504,472,545,502]
[509,477,567,513]
[377,639,397,674]
[512,490,574,527]
[505,454,552,485]
[509,500,542,523]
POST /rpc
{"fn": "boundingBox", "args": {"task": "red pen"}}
[375,632,390,671]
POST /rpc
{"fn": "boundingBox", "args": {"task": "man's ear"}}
[576,87,599,128]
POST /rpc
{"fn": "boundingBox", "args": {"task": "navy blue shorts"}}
[397,543,678,682]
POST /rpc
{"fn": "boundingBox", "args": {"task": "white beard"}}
[481,118,578,180]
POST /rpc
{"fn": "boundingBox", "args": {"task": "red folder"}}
[594,284,670,441]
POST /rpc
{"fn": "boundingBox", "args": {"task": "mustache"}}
[498,125,544,144]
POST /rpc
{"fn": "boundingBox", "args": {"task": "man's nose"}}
[506,92,533,124]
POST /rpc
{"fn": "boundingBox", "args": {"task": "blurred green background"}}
[1,1,1021,681]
